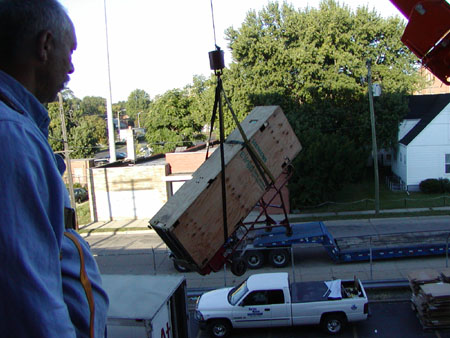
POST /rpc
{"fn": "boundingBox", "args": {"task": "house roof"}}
[400,93,450,145]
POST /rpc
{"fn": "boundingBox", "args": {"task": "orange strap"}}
[63,232,95,338]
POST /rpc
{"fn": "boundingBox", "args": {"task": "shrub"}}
[419,178,450,193]
[438,178,450,193]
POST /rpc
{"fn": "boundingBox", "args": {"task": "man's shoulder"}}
[0,104,53,165]
[0,102,44,137]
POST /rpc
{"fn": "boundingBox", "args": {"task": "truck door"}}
[232,291,272,328]
[267,289,290,327]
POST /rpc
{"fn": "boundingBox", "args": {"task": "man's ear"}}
[36,30,53,62]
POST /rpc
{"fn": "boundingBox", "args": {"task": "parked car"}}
[74,188,88,203]
[104,152,126,160]
[116,152,127,159]
[94,152,127,166]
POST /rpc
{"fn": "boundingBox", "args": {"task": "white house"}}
[391,93,450,191]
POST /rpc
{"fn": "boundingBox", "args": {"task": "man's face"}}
[38,24,77,104]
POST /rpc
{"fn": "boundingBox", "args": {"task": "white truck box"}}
[102,274,189,338]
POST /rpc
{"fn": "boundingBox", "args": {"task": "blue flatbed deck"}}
[245,221,450,262]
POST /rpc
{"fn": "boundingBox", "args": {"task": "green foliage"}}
[143,86,207,154]
[419,178,450,194]
[223,0,421,205]
[290,131,367,205]
[69,118,98,158]
[80,96,106,116]
[47,102,65,152]
[126,89,151,120]
[47,93,107,158]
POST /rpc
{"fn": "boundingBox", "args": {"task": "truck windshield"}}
[228,280,249,305]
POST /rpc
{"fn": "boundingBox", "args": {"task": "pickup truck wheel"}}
[245,251,264,269]
[321,314,346,335]
[208,319,231,338]
[269,249,290,268]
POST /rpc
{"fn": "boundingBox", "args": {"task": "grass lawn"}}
[76,202,91,226]
[298,178,450,213]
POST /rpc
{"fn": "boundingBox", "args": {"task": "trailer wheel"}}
[320,313,346,335]
[208,319,231,338]
[230,258,247,276]
[245,251,265,269]
[173,261,191,273]
[269,249,290,267]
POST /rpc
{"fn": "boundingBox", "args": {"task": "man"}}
[0,0,108,336]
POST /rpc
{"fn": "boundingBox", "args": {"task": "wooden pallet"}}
[150,106,301,274]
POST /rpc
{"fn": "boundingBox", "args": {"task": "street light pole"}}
[104,0,116,162]
[367,59,380,215]
[117,110,120,133]
[137,112,141,128]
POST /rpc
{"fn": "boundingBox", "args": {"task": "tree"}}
[47,101,65,153]
[69,118,98,158]
[80,96,106,116]
[126,89,151,121]
[47,93,107,158]
[83,115,108,146]
[223,0,422,205]
[143,88,206,154]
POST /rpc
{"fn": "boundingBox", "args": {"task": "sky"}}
[59,0,403,103]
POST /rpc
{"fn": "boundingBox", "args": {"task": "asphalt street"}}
[83,215,450,337]
[190,301,450,338]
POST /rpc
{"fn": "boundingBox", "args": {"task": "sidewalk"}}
[78,218,151,234]
[78,206,450,235]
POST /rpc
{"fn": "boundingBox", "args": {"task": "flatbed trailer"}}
[240,221,450,267]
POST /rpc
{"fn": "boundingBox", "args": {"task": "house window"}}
[446,154,450,174]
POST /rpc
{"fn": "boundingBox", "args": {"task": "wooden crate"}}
[150,106,301,273]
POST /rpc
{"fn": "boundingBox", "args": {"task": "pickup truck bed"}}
[291,281,336,303]
[291,280,365,303]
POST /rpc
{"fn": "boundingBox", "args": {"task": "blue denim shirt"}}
[0,70,108,337]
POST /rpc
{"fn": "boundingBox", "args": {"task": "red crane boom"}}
[390,0,450,85]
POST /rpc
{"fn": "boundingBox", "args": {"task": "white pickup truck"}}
[195,272,368,337]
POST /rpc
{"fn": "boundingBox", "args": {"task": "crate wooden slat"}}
[150,106,301,272]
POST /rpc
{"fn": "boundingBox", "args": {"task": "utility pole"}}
[367,59,380,214]
[58,93,77,215]
[104,0,116,162]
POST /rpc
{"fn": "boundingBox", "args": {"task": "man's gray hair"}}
[0,0,72,62]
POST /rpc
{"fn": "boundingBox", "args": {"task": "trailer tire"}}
[208,319,231,338]
[173,261,191,273]
[230,258,247,276]
[269,249,290,267]
[320,313,346,335]
[245,251,265,269]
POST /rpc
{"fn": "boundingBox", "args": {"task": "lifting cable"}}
[207,0,278,246]
[206,1,275,186]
